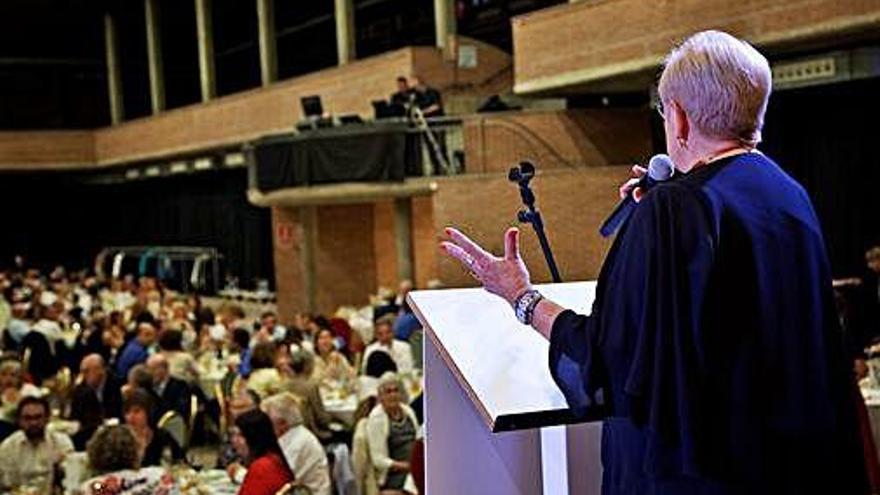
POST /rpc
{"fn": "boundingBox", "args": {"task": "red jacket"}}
[239,452,294,495]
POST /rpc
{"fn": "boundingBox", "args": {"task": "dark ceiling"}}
[0,0,562,130]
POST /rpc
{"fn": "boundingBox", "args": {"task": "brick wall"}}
[313,205,377,312]
[429,167,625,288]
[0,131,94,169]
[0,38,511,171]
[273,167,628,313]
[513,0,880,93]
[462,109,652,173]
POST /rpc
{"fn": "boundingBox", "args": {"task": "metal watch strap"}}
[514,289,543,325]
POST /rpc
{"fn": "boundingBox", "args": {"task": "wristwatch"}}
[513,289,543,325]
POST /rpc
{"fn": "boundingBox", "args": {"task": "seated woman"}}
[233,408,294,495]
[0,359,40,424]
[123,388,184,467]
[312,328,356,387]
[81,424,176,495]
[366,373,420,495]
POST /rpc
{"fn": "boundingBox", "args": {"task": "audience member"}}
[123,388,184,466]
[81,424,175,495]
[363,316,414,375]
[366,373,420,494]
[71,353,123,450]
[146,353,191,420]
[0,396,73,492]
[233,409,295,495]
[262,392,331,495]
[313,327,356,386]
[242,341,283,399]
[158,329,200,384]
[283,350,334,442]
[115,322,156,378]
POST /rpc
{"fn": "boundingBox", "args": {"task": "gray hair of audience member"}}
[127,364,153,390]
[377,371,408,404]
[86,424,140,474]
[261,392,305,430]
[658,30,771,147]
[290,349,315,376]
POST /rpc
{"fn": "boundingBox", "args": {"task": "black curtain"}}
[0,169,273,290]
[761,77,880,278]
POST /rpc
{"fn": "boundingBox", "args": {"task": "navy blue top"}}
[115,339,149,379]
[549,153,867,494]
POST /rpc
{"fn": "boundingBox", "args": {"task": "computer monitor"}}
[301,95,323,118]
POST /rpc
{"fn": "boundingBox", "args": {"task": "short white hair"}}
[261,392,304,428]
[658,30,771,146]
[377,372,408,403]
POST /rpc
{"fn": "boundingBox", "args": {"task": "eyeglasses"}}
[654,99,666,120]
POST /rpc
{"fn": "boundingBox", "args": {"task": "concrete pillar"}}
[394,198,414,283]
[145,0,165,113]
[434,0,456,51]
[194,0,216,102]
[103,13,124,124]
[334,0,356,65]
[256,0,278,86]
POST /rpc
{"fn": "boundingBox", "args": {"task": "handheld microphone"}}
[599,154,674,238]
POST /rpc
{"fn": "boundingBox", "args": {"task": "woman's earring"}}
[677,136,688,149]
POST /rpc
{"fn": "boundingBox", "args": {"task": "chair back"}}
[157,410,189,451]
[188,394,199,446]
[214,382,228,435]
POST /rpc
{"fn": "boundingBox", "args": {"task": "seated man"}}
[146,354,191,420]
[115,322,157,379]
[362,315,414,375]
[71,353,123,450]
[0,396,74,491]
[262,392,331,495]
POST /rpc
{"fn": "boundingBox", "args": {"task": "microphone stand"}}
[509,161,562,283]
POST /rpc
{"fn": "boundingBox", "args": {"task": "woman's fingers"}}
[439,241,473,267]
[444,227,491,261]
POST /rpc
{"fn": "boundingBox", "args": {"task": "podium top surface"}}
[408,281,597,432]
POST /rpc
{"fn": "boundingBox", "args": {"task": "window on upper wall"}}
[355,0,435,59]
[214,0,261,96]
[456,0,565,52]
[0,0,108,129]
[116,1,152,121]
[159,0,200,110]
[275,2,337,79]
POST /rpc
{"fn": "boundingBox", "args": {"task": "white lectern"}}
[408,282,603,495]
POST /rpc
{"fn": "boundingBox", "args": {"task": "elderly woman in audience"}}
[122,388,184,467]
[232,408,295,495]
[312,327,356,387]
[366,373,420,495]
[81,424,176,495]
[283,350,334,442]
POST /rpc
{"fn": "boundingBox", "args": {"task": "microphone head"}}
[647,154,674,181]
